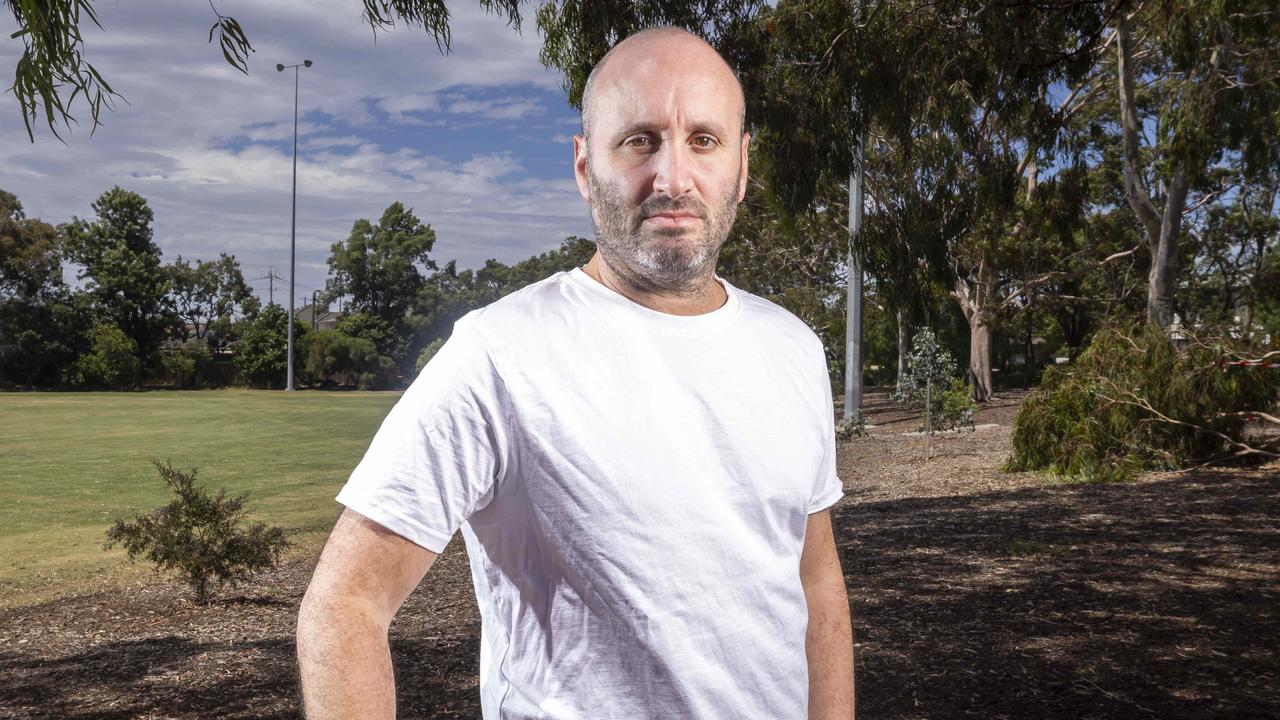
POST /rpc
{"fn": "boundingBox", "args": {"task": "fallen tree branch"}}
[1095,388,1280,460]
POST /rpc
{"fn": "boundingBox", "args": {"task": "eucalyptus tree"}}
[858,126,970,384]
[1182,177,1279,336]
[1111,0,1280,328]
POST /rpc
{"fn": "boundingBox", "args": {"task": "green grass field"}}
[0,389,402,605]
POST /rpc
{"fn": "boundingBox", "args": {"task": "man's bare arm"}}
[800,509,856,719]
[297,508,439,720]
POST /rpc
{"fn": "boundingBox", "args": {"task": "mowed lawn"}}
[0,390,401,605]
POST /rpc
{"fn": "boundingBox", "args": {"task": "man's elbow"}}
[297,579,391,656]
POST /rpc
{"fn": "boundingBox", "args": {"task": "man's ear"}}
[737,132,751,203]
[573,135,591,202]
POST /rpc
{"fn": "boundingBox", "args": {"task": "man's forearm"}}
[804,572,856,720]
[297,594,397,719]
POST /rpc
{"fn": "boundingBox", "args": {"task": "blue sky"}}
[0,1,593,307]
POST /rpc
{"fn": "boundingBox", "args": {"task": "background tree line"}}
[0,185,594,390]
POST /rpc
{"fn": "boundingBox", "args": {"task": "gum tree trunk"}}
[953,255,996,402]
[1117,13,1191,328]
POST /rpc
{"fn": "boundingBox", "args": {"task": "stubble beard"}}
[586,163,742,294]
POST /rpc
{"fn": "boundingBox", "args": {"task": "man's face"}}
[573,36,750,289]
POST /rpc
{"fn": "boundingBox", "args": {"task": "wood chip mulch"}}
[2,388,1277,719]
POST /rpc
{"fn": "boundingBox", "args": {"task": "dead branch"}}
[1094,388,1280,460]
[1219,411,1280,427]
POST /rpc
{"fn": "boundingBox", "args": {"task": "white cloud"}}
[0,0,593,304]
[377,93,442,124]
[303,135,365,149]
[447,96,544,120]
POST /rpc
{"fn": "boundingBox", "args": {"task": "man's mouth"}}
[642,212,702,228]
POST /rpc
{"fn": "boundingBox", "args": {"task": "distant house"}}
[295,304,344,332]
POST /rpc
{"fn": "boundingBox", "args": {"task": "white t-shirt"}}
[336,267,844,719]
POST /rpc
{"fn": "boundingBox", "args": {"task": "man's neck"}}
[581,252,727,316]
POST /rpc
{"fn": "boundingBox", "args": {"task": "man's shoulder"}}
[730,283,826,355]
[459,270,578,337]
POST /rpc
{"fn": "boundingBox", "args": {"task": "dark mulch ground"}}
[2,389,1277,719]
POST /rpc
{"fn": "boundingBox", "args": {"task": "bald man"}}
[297,27,856,720]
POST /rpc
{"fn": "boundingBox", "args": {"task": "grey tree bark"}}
[1116,13,1190,328]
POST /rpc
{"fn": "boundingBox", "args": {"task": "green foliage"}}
[63,324,140,389]
[325,202,437,329]
[415,337,445,373]
[835,413,867,441]
[0,189,94,387]
[891,329,974,433]
[160,340,215,388]
[104,459,289,603]
[0,287,93,388]
[0,189,62,300]
[6,0,118,141]
[235,305,307,389]
[63,187,176,367]
[335,312,403,362]
[717,184,846,385]
[939,378,977,432]
[166,253,252,341]
[356,355,399,391]
[1006,324,1280,482]
[303,330,387,388]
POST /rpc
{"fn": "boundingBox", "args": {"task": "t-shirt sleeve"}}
[807,344,844,514]
[335,314,511,554]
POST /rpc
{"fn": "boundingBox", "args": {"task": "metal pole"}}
[286,65,299,391]
[844,100,865,421]
[926,371,933,459]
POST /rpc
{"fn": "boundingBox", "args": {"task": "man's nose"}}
[652,140,694,198]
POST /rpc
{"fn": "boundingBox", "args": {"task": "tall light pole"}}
[844,98,865,422]
[277,59,311,391]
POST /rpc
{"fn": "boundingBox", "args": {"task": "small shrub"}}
[303,330,382,387]
[892,328,972,432]
[835,413,867,440]
[938,378,977,432]
[63,324,140,389]
[161,341,213,387]
[356,355,399,390]
[105,459,290,603]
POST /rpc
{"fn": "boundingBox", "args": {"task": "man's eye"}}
[693,135,718,148]
[625,136,653,148]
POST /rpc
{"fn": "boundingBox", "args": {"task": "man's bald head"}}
[580,26,746,146]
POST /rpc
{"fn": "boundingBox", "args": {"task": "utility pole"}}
[278,58,312,392]
[311,289,319,332]
[257,268,284,307]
